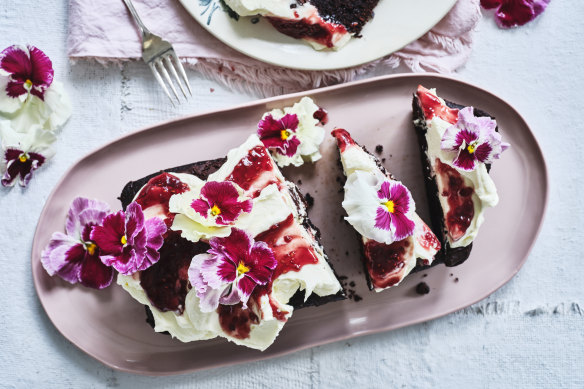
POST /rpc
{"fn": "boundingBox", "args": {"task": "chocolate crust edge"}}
[119,157,345,312]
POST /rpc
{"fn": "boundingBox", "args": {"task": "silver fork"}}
[122,0,192,104]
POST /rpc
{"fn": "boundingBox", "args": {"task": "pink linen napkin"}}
[68,0,481,96]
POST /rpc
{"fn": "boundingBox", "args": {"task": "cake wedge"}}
[331,128,441,292]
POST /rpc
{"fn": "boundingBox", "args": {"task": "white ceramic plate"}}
[178,0,457,70]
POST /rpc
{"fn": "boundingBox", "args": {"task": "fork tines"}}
[149,52,192,105]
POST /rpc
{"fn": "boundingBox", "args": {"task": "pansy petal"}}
[216,198,253,225]
[197,286,225,313]
[58,243,87,283]
[145,217,167,251]
[452,149,477,171]
[280,113,299,132]
[390,182,413,215]
[40,232,82,281]
[6,80,26,98]
[66,197,110,238]
[191,198,210,218]
[257,114,281,138]
[0,45,31,78]
[27,45,54,88]
[210,228,252,265]
[441,124,463,151]
[474,142,493,163]
[235,276,256,307]
[90,211,125,254]
[494,0,536,28]
[376,181,391,201]
[125,202,145,242]
[78,252,114,289]
[42,81,72,131]
[188,254,210,294]
[480,0,501,9]
[390,212,416,241]
[374,207,392,231]
[245,241,276,285]
[200,254,236,288]
[219,285,242,306]
[0,76,23,113]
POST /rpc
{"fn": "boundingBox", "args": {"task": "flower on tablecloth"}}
[0,44,71,188]
[481,0,551,28]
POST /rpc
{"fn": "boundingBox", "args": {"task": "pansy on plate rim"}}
[41,197,167,289]
[343,170,416,245]
[441,106,510,171]
[189,228,277,312]
[481,0,551,28]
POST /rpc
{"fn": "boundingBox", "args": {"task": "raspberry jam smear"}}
[364,238,414,289]
[267,16,347,49]
[218,303,260,340]
[331,128,356,152]
[416,85,459,124]
[435,159,475,242]
[226,145,279,198]
[134,172,189,227]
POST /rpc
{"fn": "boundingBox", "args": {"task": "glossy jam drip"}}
[364,238,413,289]
[140,232,209,314]
[134,172,189,226]
[226,145,277,197]
[435,159,475,242]
[417,85,459,124]
[313,107,329,125]
[331,128,356,152]
[218,303,260,340]
[266,17,347,48]
[418,222,441,252]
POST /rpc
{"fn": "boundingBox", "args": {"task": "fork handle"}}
[122,0,151,37]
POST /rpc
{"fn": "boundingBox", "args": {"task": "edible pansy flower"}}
[188,228,276,312]
[90,202,167,275]
[41,197,114,289]
[257,113,301,158]
[191,181,253,226]
[481,0,550,28]
[343,171,416,245]
[0,122,55,187]
[441,107,510,171]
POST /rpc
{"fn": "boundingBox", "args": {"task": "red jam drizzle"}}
[134,172,189,227]
[416,85,459,124]
[331,128,356,152]
[435,159,475,242]
[218,303,260,340]
[418,222,441,253]
[226,145,277,197]
[364,238,413,289]
[140,232,209,314]
[266,17,347,48]
[313,107,329,125]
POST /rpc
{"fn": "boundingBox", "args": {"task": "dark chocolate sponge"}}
[118,157,345,323]
[412,94,497,267]
[300,0,380,35]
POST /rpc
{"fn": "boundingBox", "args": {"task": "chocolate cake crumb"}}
[336,176,343,183]
[422,274,428,278]
[375,145,383,154]
[349,281,355,287]
[381,158,386,163]
[290,3,297,8]
[416,282,430,295]
[454,277,459,283]
[353,295,363,302]
[450,273,453,277]
[345,250,349,256]
[304,192,314,208]
[251,17,259,24]
[297,179,302,185]
[339,275,348,281]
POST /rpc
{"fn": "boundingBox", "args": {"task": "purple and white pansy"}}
[0,122,55,187]
[188,228,277,312]
[191,181,253,226]
[41,197,167,289]
[257,113,301,158]
[481,0,551,29]
[441,107,510,172]
[343,171,416,245]
[0,44,71,188]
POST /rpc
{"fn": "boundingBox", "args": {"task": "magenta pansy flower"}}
[0,45,53,107]
[374,181,416,241]
[191,181,253,225]
[41,197,114,289]
[441,107,510,171]
[0,123,55,187]
[189,228,277,312]
[257,113,301,157]
[481,0,550,28]
[91,202,167,275]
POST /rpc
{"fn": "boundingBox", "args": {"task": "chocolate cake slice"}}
[413,85,507,266]
[331,128,441,292]
[117,134,345,350]
[223,0,380,49]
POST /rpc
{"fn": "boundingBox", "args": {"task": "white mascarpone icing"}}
[119,135,341,350]
[423,90,499,248]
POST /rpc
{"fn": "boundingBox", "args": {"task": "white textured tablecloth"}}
[1,1,583,387]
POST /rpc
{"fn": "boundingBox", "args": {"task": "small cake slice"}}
[117,134,344,350]
[412,85,509,266]
[223,0,380,50]
[332,128,440,292]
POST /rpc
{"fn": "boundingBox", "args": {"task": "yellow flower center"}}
[18,154,28,163]
[86,243,97,256]
[467,143,477,154]
[383,200,395,213]
[24,79,32,88]
[237,261,250,276]
[281,129,291,140]
[121,235,127,245]
[210,204,221,216]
